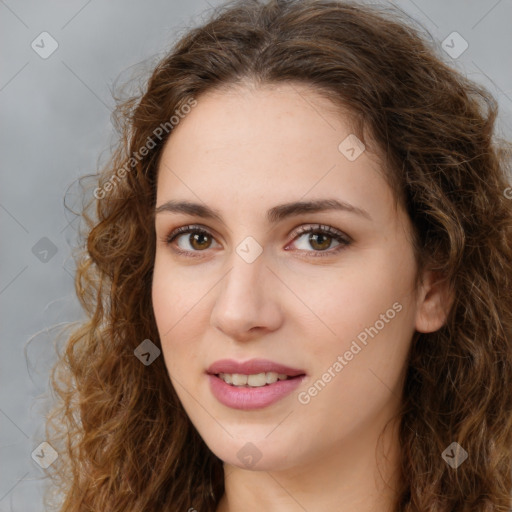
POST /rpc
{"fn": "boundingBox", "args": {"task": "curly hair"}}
[43,0,512,510]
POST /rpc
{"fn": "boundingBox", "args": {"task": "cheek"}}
[152,261,198,370]
[152,255,206,335]
[292,253,414,344]
[290,248,417,403]
[293,282,413,443]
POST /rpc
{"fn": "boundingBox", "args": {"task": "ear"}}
[414,270,454,333]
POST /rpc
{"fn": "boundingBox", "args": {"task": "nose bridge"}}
[217,224,265,287]
[221,240,267,305]
[210,239,281,337]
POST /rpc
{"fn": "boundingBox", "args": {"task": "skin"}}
[152,82,452,512]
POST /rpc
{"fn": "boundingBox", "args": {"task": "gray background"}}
[1,0,511,510]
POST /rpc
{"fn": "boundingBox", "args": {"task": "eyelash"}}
[163,223,352,258]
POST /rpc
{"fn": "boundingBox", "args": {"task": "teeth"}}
[266,372,279,384]
[218,372,291,387]
[231,374,247,386]
[247,373,267,387]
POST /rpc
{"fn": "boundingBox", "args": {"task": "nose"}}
[210,249,283,342]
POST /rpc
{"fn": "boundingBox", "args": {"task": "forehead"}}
[156,83,395,225]
[161,83,358,165]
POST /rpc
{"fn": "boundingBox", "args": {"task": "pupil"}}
[192,233,210,249]
[311,233,330,250]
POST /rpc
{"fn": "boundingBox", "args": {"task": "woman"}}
[45,0,512,510]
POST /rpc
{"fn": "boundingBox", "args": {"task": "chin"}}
[202,432,302,472]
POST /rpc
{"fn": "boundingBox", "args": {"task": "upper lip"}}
[207,358,306,377]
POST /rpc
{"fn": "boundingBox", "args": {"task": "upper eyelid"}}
[293,223,349,238]
[165,223,350,246]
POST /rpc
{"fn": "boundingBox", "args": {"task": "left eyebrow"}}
[154,198,372,223]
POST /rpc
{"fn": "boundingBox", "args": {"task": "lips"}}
[206,358,307,410]
[206,358,306,377]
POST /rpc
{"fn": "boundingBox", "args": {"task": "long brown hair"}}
[44,0,512,510]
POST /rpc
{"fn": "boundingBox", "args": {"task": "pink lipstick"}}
[206,358,306,410]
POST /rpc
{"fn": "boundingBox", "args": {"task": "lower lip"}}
[207,374,306,410]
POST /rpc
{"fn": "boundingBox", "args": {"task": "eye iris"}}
[309,232,331,250]
[190,232,211,250]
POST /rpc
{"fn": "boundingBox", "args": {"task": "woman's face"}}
[152,83,432,471]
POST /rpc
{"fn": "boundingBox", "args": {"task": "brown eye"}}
[166,225,219,255]
[289,224,351,257]
[164,223,351,259]
[187,231,213,250]
[306,232,332,251]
